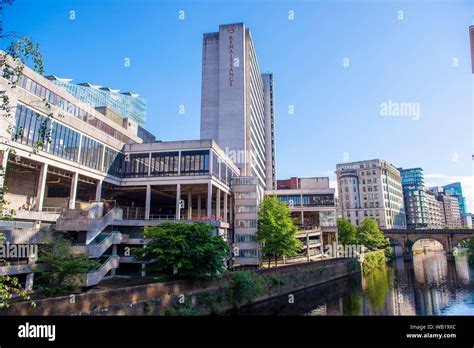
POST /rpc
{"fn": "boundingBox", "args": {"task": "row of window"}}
[235,234,258,243]
[234,191,257,199]
[236,219,257,228]
[277,194,335,207]
[15,104,121,175]
[237,249,258,258]
[232,177,257,186]
[235,205,257,214]
[122,151,210,178]
[18,74,132,144]
[80,136,104,171]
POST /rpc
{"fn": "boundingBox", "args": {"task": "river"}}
[237,251,474,315]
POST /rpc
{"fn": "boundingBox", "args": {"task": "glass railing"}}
[87,255,113,273]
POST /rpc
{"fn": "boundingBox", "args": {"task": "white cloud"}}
[424,174,474,213]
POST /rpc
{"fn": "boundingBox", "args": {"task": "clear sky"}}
[4,0,473,211]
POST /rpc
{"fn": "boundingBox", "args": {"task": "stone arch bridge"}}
[382,229,473,260]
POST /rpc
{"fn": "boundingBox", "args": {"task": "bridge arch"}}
[452,235,472,249]
[383,229,474,261]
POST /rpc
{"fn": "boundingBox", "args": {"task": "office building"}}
[398,167,442,229]
[437,193,463,228]
[442,182,467,217]
[335,159,406,229]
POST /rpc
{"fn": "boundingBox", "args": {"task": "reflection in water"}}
[237,251,474,316]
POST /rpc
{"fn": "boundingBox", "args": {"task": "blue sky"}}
[4,0,473,211]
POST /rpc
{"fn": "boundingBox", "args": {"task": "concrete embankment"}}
[1,258,360,316]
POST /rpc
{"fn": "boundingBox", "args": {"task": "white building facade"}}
[336,159,407,229]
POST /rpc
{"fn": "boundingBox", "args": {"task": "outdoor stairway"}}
[55,206,123,244]
[83,255,120,287]
[87,231,122,258]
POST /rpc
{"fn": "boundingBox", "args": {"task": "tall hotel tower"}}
[200,23,275,265]
[200,23,276,195]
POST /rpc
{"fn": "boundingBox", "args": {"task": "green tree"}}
[257,196,302,267]
[132,222,229,279]
[356,218,388,251]
[337,218,358,245]
[34,234,99,296]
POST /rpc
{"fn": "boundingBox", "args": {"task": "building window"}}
[104,147,123,177]
[301,194,335,206]
[150,152,179,176]
[236,219,257,228]
[49,121,80,162]
[235,234,257,242]
[14,104,51,151]
[232,177,257,186]
[236,205,257,214]
[180,150,209,176]
[238,249,258,258]
[123,153,150,178]
[235,192,257,199]
[79,136,104,171]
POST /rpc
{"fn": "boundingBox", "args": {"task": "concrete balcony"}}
[11,209,61,223]
[0,262,33,276]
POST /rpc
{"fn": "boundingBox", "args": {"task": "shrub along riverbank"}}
[0,258,361,316]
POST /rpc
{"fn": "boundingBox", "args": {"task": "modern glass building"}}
[399,168,426,228]
[442,182,467,216]
[398,167,443,229]
[46,76,147,126]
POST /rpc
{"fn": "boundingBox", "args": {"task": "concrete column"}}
[175,183,181,221]
[306,231,310,262]
[35,163,48,212]
[147,152,152,177]
[229,195,233,224]
[145,184,151,220]
[69,172,78,209]
[216,189,221,221]
[320,232,324,260]
[301,211,304,226]
[25,273,34,291]
[223,192,228,223]
[111,245,117,276]
[197,194,202,219]
[187,190,192,220]
[141,245,147,276]
[207,182,212,220]
[95,180,103,202]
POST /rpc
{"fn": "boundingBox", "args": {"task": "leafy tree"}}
[34,234,99,296]
[356,218,389,251]
[132,222,229,279]
[257,196,302,267]
[337,218,358,245]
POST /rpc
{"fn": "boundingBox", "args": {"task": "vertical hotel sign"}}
[228,27,235,86]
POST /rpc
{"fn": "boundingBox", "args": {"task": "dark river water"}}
[237,251,474,315]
